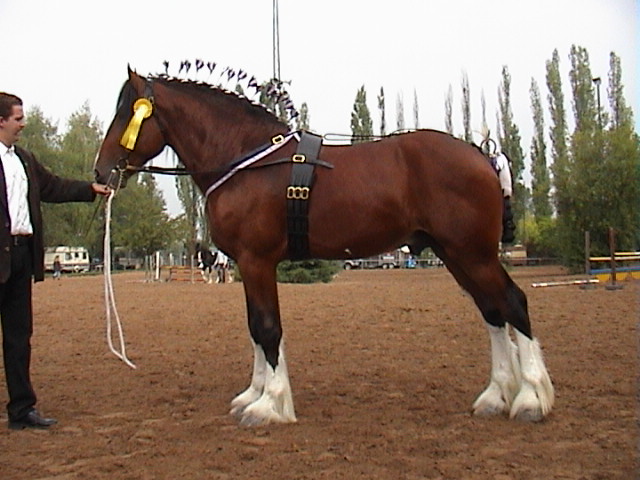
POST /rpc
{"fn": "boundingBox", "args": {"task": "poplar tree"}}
[396,92,405,131]
[413,88,420,129]
[461,72,472,142]
[604,52,640,250]
[350,85,373,142]
[175,166,205,259]
[497,66,525,232]
[545,49,569,217]
[480,90,488,135]
[444,85,453,135]
[565,44,607,261]
[378,87,386,136]
[296,102,310,130]
[529,78,552,219]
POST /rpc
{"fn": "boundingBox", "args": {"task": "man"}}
[0,92,110,430]
[481,138,516,244]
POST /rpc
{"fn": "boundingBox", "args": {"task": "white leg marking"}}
[509,330,555,422]
[473,325,521,417]
[230,341,267,417]
[230,341,296,426]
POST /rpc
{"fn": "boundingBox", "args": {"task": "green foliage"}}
[521,216,558,258]
[350,85,373,141]
[546,49,571,218]
[444,85,454,135]
[21,102,176,260]
[276,260,340,284]
[174,159,205,258]
[461,72,472,142]
[550,46,639,267]
[110,174,177,256]
[377,87,386,136]
[296,102,310,130]
[529,79,552,219]
[498,66,526,238]
[21,104,104,252]
[396,93,405,131]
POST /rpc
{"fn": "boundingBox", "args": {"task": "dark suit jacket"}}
[0,146,96,283]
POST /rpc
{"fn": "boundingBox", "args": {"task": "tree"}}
[497,66,525,237]
[529,78,552,219]
[444,85,454,135]
[545,49,570,218]
[48,104,104,252]
[18,106,59,155]
[603,52,639,250]
[461,72,472,143]
[296,102,310,130]
[563,45,606,262]
[480,90,488,136]
[377,87,386,136]
[110,174,176,256]
[607,52,634,131]
[413,88,420,129]
[395,92,405,131]
[350,85,373,142]
[22,104,105,253]
[175,163,205,260]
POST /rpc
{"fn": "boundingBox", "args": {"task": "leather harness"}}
[286,132,324,260]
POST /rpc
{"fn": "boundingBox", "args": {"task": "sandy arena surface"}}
[0,266,637,479]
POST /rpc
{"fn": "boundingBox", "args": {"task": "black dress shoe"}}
[8,410,58,430]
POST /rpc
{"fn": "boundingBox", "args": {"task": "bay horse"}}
[94,68,554,425]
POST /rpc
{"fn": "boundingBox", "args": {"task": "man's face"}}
[0,105,26,147]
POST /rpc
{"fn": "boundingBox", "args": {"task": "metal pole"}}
[592,77,602,128]
[272,0,281,81]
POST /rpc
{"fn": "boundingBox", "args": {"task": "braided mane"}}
[152,75,286,127]
[146,60,298,126]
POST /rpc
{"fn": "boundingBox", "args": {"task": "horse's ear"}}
[127,66,145,94]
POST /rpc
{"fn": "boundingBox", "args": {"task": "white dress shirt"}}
[494,153,513,198]
[0,143,33,235]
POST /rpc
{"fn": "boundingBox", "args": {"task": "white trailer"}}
[44,246,90,273]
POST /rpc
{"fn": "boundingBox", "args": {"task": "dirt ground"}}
[0,266,637,479]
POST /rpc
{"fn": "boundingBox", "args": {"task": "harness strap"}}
[204,132,297,198]
[287,131,323,259]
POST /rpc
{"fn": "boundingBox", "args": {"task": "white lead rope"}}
[103,190,137,369]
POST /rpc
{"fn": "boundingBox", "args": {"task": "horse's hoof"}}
[472,403,507,417]
[510,406,545,423]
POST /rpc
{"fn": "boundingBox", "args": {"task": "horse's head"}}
[94,68,166,188]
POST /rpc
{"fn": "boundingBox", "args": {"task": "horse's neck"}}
[157,87,284,164]
[163,107,286,187]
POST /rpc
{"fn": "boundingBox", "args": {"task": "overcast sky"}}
[2,0,637,215]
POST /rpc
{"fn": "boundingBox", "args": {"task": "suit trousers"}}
[0,242,36,421]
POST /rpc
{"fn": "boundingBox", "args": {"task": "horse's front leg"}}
[229,260,296,426]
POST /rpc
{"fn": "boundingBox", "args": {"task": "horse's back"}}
[309,130,502,257]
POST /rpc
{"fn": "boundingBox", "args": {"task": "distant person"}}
[481,138,516,244]
[0,92,111,430]
[214,250,229,284]
[53,255,61,280]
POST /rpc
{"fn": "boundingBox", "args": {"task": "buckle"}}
[287,186,310,200]
[271,134,285,145]
[292,154,306,163]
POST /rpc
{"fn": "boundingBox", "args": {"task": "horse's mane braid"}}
[153,59,299,123]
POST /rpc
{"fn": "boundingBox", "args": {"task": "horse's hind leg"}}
[229,258,296,425]
[438,252,554,421]
[472,323,521,416]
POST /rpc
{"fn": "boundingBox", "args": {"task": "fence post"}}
[605,227,624,290]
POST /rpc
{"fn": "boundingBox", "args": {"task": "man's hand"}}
[91,183,112,196]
